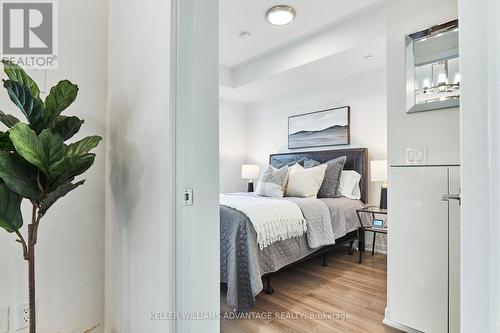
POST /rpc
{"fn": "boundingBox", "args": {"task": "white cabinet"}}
[387,166,460,333]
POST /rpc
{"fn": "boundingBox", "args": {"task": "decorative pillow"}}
[255,165,289,198]
[338,170,362,199]
[285,163,327,198]
[273,157,306,169]
[304,156,347,198]
[303,158,320,168]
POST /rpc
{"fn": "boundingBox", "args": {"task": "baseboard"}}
[383,308,424,333]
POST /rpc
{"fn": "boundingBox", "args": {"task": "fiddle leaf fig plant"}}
[0,60,101,333]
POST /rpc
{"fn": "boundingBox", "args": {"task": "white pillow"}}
[285,163,327,198]
[338,170,362,199]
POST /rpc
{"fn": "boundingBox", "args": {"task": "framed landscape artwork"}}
[288,106,350,149]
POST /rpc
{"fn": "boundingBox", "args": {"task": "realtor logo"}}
[1,0,57,68]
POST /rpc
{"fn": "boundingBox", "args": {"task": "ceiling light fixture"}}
[364,55,374,60]
[266,5,296,26]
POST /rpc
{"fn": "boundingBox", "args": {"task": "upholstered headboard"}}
[269,148,368,203]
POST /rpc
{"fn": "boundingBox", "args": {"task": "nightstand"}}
[356,206,387,264]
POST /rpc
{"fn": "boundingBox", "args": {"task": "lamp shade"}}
[241,164,260,180]
[371,160,387,182]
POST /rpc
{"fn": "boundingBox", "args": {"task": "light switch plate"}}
[15,303,29,330]
[0,307,9,333]
[405,146,427,164]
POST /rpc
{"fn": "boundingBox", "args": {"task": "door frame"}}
[460,0,500,331]
[168,1,178,331]
[167,1,500,332]
[170,0,220,332]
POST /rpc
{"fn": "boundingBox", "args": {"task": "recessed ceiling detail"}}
[266,5,296,26]
[220,0,384,68]
[219,1,387,103]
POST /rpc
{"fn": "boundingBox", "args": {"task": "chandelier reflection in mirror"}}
[406,20,459,113]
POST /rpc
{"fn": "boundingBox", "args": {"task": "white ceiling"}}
[219,0,384,68]
[220,37,386,103]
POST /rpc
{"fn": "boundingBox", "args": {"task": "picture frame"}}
[288,106,350,149]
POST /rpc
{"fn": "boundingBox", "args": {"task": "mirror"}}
[406,19,460,113]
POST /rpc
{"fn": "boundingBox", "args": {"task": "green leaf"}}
[0,132,14,152]
[0,183,23,233]
[1,60,40,98]
[3,80,44,126]
[51,116,84,141]
[40,129,64,168]
[9,123,65,177]
[44,80,79,127]
[39,180,85,215]
[65,136,102,157]
[49,154,95,189]
[0,110,20,128]
[9,123,46,172]
[0,152,41,200]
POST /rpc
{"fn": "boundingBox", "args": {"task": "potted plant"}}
[0,60,101,333]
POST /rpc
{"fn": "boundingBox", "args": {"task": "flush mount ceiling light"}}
[266,5,296,26]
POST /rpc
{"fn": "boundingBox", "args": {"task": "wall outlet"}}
[15,303,29,330]
[0,307,8,333]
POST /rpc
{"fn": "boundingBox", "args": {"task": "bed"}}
[220,148,370,311]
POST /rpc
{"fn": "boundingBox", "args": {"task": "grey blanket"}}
[220,196,368,311]
[284,197,335,248]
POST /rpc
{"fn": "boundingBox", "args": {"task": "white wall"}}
[386,0,459,166]
[107,0,220,332]
[105,0,173,332]
[219,99,248,193]
[460,0,500,331]
[244,68,387,205]
[385,0,459,329]
[0,0,108,331]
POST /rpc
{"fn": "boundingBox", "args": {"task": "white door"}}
[390,166,449,333]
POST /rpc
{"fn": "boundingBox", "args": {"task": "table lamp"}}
[371,160,388,209]
[241,164,260,192]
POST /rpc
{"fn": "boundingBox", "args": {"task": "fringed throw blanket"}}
[220,193,307,249]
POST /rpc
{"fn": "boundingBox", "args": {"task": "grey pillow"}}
[304,156,347,198]
[273,157,305,169]
[255,165,289,198]
[303,158,321,168]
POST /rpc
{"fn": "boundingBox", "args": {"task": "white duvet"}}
[220,193,307,249]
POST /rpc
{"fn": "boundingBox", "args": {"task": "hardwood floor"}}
[220,248,401,333]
